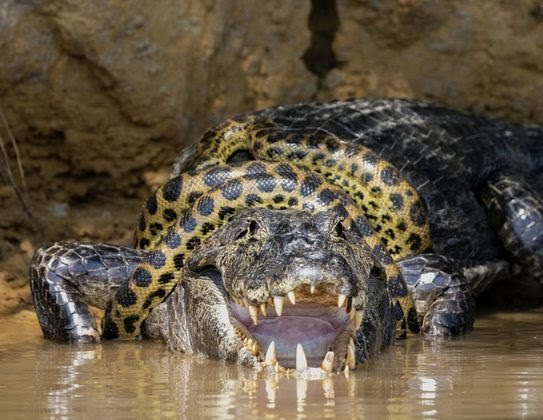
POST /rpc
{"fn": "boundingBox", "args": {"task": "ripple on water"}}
[0,311,542,418]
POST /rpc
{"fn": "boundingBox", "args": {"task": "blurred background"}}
[2,0,543,317]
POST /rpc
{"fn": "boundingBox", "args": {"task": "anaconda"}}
[30,99,543,371]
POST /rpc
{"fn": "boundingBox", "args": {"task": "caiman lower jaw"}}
[227,291,364,372]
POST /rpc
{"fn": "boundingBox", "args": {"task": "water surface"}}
[1,311,542,418]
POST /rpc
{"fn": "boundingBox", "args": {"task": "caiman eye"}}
[334,221,347,240]
[249,220,259,235]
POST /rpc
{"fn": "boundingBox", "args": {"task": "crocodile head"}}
[146,208,394,372]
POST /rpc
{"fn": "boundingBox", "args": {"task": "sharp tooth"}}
[251,341,259,354]
[265,341,276,366]
[296,379,308,401]
[337,293,347,308]
[296,343,308,371]
[310,285,315,294]
[287,291,296,305]
[355,310,363,329]
[347,338,356,369]
[344,365,350,376]
[260,303,267,317]
[274,362,280,373]
[320,351,334,372]
[273,296,284,316]
[249,305,259,325]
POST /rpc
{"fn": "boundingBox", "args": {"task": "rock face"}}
[1,0,543,315]
[321,0,543,121]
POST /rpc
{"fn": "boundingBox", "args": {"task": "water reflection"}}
[1,312,542,418]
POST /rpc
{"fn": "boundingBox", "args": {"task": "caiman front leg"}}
[396,253,476,336]
[481,174,543,280]
[29,242,144,342]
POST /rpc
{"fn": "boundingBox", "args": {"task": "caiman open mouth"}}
[226,283,364,372]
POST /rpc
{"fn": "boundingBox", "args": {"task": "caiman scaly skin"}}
[30,99,543,370]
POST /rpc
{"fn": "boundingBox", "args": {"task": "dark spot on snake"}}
[381,214,392,223]
[389,193,404,211]
[143,288,167,309]
[150,223,163,236]
[332,203,348,220]
[173,254,184,270]
[245,193,263,206]
[312,152,326,164]
[397,221,407,232]
[325,159,337,167]
[117,284,137,307]
[389,244,402,255]
[180,215,197,233]
[221,179,243,201]
[158,273,175,284]
[380,166,400,186]
[255,174,277,193]
[134,268,152,287]
[164,230,182,249]
[197,196,215,216]
[146,195,158,215]
[162,177,182,202]
[288,197,299,206]
[409,202,427,226]
[201,222,216,235]
[371,186,382,195]
[139,238,150,249]
[350,163,359,175]
[319,188,337,205]
[362,172,374,183]
[354,191,365,201]
[273,194,285,203]
[362,153,378,166]
[384,228,396,239]
[186,236,201,250]
[102,317,119,339]
[266,132,287,143]
[163,208,177,222]
[218,206,236,220]
[188,191,203,204]
[245,162,267,176]
[203,167,233,188]
[267,147,281,158]
[123,315,140,335]
[148,250,166,269]
[406,233,423,251]
[369,201,379,210]
[300,173,323,196]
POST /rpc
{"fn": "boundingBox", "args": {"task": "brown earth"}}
[1,0,542,323]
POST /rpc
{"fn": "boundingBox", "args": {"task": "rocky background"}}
[1,0,543,318]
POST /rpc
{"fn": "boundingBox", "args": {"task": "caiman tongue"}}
[232,303,350,368]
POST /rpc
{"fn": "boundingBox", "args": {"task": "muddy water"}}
[1,311,542,419]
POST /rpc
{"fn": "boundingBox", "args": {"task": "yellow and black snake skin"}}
[103,116,430,339]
